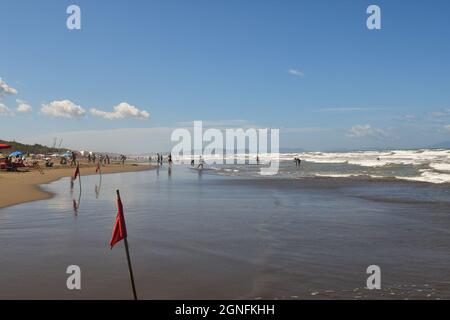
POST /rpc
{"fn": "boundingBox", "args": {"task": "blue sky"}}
[1,0,450,153]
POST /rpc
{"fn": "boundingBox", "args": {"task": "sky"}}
[1,0,450,153]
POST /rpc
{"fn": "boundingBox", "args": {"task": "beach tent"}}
[0,144,11,150]
[9,151,23,157]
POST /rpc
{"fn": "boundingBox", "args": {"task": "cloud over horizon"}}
[347,124,388,139]
[287,69,304,77]
[0,103,12,115]
[16,99,32,113]
[41,100,86,118]
[90,102,149,120]
[0,78,17,96]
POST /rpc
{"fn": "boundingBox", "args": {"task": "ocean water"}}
[177,149,450,184]
[0,165,450,299]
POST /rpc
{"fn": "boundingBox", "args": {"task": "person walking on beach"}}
[256,155,260,164]
[191,159,195,166]
[70,151,77,166]
[106,154,110,165]
[168,154,173,166]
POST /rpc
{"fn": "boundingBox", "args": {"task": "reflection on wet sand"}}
[0,167,449,299]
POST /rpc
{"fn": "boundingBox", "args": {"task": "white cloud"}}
[41,100,86,118]
[288,69,305,77]
[0,78,17,96]
[403,114,416,121]
[0,103,13,116]
[16,99,32,113]
[90,102,149,120]
[347,124,388,138]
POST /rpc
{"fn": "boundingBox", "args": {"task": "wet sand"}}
[1,167,449,299]
[0,162,156,209]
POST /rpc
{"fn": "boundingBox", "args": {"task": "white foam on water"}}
[314,173,363,178]
[429,162,450,172]
[174,149,450,184]
[396,170,450,184]
[290,149,450,168]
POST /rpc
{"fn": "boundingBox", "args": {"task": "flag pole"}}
[116,190,138,300]
[78,161,82,195]
[124,237,138,300]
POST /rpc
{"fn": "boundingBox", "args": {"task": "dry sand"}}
[0,162,156,209]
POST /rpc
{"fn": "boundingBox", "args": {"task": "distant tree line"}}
[0,139,69,155]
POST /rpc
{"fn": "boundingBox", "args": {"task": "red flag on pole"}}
[110,190,128,249]
[109,189,137,300]
[72,164,80,180]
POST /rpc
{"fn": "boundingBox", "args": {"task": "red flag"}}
[72,164,80,180]
[110,191,128,249]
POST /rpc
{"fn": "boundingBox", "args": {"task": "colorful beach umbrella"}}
[0,144,11,150]
[9,151,23,157]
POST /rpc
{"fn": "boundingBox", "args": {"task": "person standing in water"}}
[197,156,205,169]
[168,154,173,166]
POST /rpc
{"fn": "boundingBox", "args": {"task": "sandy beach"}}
[0,162,156,209]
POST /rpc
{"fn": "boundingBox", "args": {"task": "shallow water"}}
[0,166,450,299]
[179,149,450,184]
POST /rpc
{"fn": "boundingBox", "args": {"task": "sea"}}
[0,149,450,299]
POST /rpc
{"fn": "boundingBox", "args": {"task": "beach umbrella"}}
[9,151,23,157]
[0,144,11,150]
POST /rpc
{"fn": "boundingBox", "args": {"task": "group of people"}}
[294,157,302,166]
[87,153,111,165]
[153,153,173,166]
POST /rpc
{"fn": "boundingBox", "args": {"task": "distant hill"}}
[0,139,68,155]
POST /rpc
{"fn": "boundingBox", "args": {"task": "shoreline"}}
[0,162,157,209]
